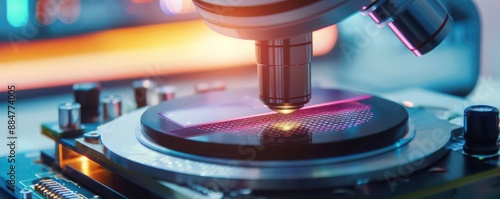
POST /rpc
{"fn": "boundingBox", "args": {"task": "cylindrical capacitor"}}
[58,102,81,131]
[100,95,122,122]
[157,85,176,102]
[20,189,33,199]
[463,105,500,156]
[133,79,156,108]
[73,82,101,123]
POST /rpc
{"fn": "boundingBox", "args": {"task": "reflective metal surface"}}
[132,79,156,108]
[137,124,416,167]
[100,95,122,122]
[322,0,479,96]
[100,89,453,191]
[157,89,370,127]
[362,0,454,56]
[73,82,101,123]
[58,102,81,130]
[463,105,500,156]
[192,0,374,40]
[145,89,408,160]
[192,0,454,113]
[256,33,312,113]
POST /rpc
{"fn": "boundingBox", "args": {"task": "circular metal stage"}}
[100,88,451,190]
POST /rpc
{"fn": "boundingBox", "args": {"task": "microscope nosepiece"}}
[363,0,453,56]
[192,0,453,113]
[256,33,312,114]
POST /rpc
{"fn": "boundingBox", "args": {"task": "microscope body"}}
[191,0,453,113]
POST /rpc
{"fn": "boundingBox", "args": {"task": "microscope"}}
[191,0,453,114]
[4,1,498,199]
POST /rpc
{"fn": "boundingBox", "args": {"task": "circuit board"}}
[0,150,98,199]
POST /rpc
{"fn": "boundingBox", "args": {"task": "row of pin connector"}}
[34,178,85,199]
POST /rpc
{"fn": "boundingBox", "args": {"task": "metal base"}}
[99,89,452,191]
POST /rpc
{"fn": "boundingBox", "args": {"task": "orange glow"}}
[313,25,338,54]
[80,156,90,174]
[0,20,337,91]
[273,122,300,132]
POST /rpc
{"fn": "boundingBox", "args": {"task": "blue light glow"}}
[7,0,29,27]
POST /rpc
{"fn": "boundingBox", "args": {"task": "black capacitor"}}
[133,79,155,108]
[463,105,499,156]
[73,82,101,123]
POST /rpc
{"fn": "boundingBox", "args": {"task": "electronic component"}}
[463,105,500,156]
[33,178,98,199]
[58,102,81,131]
[100,95,122,122]
[73,82,101,123]
[19,189,32,199]
[132,79,156,108]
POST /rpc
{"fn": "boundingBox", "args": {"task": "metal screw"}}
[84,131,101,144]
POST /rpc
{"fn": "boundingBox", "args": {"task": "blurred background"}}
[0,0,499,154]
[0,0,497,94]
